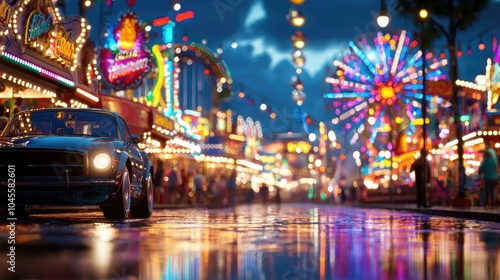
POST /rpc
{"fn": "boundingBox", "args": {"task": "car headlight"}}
[93,153,112,170]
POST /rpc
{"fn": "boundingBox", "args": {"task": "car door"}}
[118,116,144,186]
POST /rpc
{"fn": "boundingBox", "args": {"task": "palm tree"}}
[397,0,489,196]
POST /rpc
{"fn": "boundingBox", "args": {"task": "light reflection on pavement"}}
[1,203,500,279]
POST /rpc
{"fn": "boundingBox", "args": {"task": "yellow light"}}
[287,8,306,27]
[292,39,305,49]
[290,16,305,27]
[419,9,428,19]
[380,86,395,99]
[291,31,306,49]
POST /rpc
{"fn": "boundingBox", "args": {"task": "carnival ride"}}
[323,30,450,189]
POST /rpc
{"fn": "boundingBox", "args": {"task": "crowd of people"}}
[152,159,277,207]
[412,143,500,209]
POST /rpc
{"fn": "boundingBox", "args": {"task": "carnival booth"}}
[0,0,98,114]
[198,113,263,187]
[438,79,487,198]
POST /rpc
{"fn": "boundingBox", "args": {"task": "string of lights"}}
[220,82,316,136]
[287,0,307,108]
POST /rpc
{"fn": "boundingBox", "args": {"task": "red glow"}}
[203,69,210,75]
[182,35,188,42]
[457,50,462,57]
[153,16,171,27]
[176,11,194,23]
[305,116,312,125]
[478,43,485,50]
[467,48,472,55]
[127,0,136,7]
[440,52,446,59]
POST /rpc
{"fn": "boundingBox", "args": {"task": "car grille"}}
[0,150,86,177]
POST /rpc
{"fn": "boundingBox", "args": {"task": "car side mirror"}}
[127,134,141,145]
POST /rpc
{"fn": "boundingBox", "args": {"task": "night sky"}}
[63,0,500,137]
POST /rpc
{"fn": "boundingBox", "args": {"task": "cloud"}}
[301,44,346,78]
[244,0,267,30]
[238,38,289,69]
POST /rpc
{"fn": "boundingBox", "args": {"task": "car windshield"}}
[2,110,119,139]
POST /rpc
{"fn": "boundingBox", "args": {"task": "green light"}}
[460,115,470,122]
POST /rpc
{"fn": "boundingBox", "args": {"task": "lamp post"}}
[376,0,393,203]
[412,4,465,196]
[419,10,428,152]
[389,125,394,204]
[419,10,428,207]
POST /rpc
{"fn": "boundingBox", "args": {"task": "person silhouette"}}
[411,149,431,207]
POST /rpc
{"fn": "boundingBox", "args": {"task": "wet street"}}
[1,203,500,279]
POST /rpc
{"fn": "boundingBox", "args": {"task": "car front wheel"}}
[131,173,154,218]
[102,168,131,219]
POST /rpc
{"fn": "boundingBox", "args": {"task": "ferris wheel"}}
[323,30,449,183]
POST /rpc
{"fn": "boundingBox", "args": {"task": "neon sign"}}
[12,0,85,67]
[287,141,312,153]
[25,11,52,41]
[0,0,11,29]
[100,11,152,90]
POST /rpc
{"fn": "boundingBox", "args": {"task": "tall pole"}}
[421,28,428,207]
[449,37,465,196]
[389,118,394,204]
[421,31,427,154]
[418,5,465,196]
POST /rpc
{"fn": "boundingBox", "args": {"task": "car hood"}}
[0,135,121,151]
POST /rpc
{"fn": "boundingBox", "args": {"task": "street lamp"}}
[419,9,429,207]
[376,0,390,28]
[415,7,466,195]
[287,8,306,27]
[291,31,306,49]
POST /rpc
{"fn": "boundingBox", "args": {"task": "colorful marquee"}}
[11,0,90,71]
[100,11,152,90]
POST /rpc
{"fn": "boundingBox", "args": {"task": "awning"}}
[0,59,63,99]
[0,85,54,99]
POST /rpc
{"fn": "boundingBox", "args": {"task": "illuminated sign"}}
[0,0,11,29]
[154,112,175,131]
[260,153,277,173]
[287,141,312,153]
[100,11,152,90]
[12,0,86,67]
[225,138,244,157]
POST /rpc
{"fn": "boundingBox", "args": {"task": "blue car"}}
[0,108,154,219]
